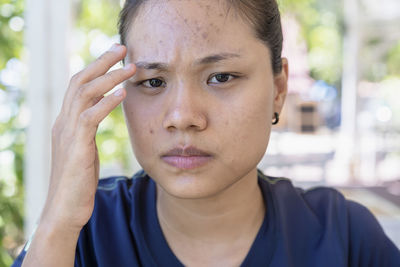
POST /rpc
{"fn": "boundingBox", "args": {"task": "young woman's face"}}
[122,0,286,199]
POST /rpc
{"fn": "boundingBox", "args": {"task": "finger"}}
[75,44,127,85]
[67,64,135,126]
[61,44,127,113]
[76,88,126,143]
[76,63,136,104]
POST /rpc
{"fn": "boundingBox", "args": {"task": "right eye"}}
[141,78,166,88]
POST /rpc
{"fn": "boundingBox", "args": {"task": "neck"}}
[156,168,266,245]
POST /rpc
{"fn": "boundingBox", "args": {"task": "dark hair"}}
[118,0,283,74]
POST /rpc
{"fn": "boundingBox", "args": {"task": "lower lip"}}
[161,156,212,170]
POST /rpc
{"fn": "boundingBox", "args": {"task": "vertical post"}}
[24,0,71,240]
[330,0,360,185]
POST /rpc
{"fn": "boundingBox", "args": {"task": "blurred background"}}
[0,0,399,265]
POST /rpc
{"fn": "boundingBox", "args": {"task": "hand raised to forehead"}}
[43,43,136,232]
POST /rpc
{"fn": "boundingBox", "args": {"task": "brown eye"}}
[142,78,165,88]
[208,73,237,85]
[215,74,230,82]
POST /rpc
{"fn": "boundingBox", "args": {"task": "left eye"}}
[208,73,236,84]
[142,78,165,88]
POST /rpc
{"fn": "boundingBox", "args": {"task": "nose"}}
[162,83,207,132]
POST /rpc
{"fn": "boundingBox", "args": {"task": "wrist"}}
[39,200,85,236]
[21,216,80,267]
[37,217,82,240]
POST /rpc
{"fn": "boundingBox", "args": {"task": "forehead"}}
[125,0,268,64]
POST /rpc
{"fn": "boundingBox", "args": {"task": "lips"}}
[161,146,213,170]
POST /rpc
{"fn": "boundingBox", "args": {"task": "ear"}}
[273,58,288,115]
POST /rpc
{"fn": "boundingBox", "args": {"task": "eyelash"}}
[208,73,239,84]
[138,73,239,89]
[140,78,166,88]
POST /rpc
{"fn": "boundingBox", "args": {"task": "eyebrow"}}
[195,53,241,65]
[135,62,169,71]
[134,53,241,71]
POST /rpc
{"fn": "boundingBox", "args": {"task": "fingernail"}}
[109,43,121,52]
[114,88,124,97]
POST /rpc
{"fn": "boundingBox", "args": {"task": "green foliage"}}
[279,0,344,86]
[0,0,24,85]
[386,41,400,76]
[75,0,121,36]
[0,0,26,265]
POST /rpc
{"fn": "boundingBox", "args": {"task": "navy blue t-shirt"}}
[12,170,400,266]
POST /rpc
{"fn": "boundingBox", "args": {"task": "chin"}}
[151,168,234,200]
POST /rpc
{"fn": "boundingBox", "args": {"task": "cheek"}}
[223,83,273,136]
[227,101,271,148]
[122,95,160,156]
[215,84,273,168]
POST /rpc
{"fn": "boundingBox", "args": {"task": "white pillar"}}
[330,0,361,185]
[24,0,71,240]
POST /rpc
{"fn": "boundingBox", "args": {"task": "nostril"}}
[162,102,208,131]
[163,115,207,132]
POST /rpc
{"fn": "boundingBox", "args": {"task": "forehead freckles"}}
[138,0,232,44]
[125,0,264,66]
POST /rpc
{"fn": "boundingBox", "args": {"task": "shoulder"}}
[345,199,400,266]
[258,170,347,220]
[259,171,349,243]
[258,170,400,266]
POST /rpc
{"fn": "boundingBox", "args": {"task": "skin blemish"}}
[150,129,154,134]
[202,32,208,39]
[196,1,205,9]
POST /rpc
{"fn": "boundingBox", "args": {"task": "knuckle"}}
[70,72,84,85]
[100,96,112,107]
[97,51,112,63]
[106,71,122,85]
[102,95,118,110]
[107,75,119,86]
[79,110,94,126]
[77,84,91,99]
[91,96,104,106]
